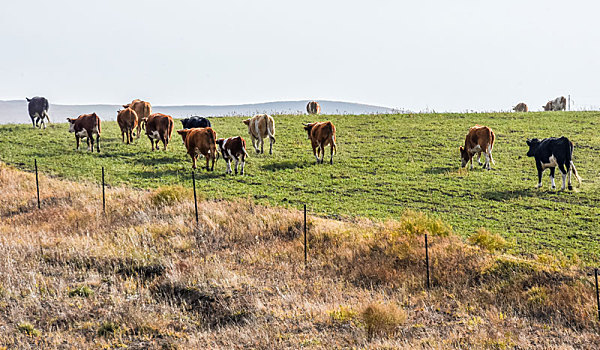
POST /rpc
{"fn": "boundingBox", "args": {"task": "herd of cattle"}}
[24,96,583,189]
[25,98,336,174]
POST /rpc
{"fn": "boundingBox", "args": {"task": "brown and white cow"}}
[123,99,152,138]
[117,108,138,144]
[243,114,275,154]
[216,136,248,175]
[67,113,101,152]
[512,102,528,112]
[303,121,337,164]
[542,96,566,111]
[459,125,495,170]
[145,113,174,151]
[307,101,321,115]
[177,127,218,170]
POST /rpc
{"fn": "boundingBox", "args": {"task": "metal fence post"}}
[425,233,430,290]
[304,204,307,267]
[595,268,600,321]
[101,166,106,214]
[192,170,198,225]
[34,159,40,209]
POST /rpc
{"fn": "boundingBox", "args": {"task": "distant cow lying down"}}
[67,113,101,152]
[177,127,217,170]
[216,136,248,175]
[303,121,337,164]
[526,136,581,190]
[460,125,495,170]
[117,108,138,144]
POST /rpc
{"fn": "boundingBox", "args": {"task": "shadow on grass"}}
[424,166,454,174]
[262,160,307,171]
[133,156,182,166]
[482,188,540,201]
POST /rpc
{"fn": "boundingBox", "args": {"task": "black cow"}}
[526,137,581,190]
[26,96,50,128]
[181,116,211,129]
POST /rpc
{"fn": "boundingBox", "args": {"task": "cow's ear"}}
[176,129,187,135]
[243,119,250,125]
[526,140,531,145]
[26,97,31,102]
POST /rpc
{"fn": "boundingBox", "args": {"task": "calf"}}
[459,125,495,170]
[117,108,138,144]
[307,101,321,115]
[526,137,581,190]
[177,127,217,170]
[67,113,101,152]
[542,96,567,111]
[243,114,275,154]
[303,121,337,164]
[145,113,174,151]
[26,96,50,128]
[216,136,248,175]
[123,99,152,138]
[181,116,211,129]
[513,102,528,112]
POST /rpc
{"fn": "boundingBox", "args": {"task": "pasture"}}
[0,111,599,262]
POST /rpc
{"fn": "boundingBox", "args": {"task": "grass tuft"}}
[469,228,507,252]
[361,302,407,340]
[17,322,40,337]
[68,285,94,298]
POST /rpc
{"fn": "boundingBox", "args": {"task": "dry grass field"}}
[0,162,599,349]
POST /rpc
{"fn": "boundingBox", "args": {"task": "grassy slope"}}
[0,112,599,262]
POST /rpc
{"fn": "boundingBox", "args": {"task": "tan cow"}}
[177,127,218,170]
[123,99,152,138]
[145,113,174,151]
[512,102,528,112]
[307,101,321,115]
[117,108,138,144]
[242,114,275,154]
[459,125,495,170]
[67,113,101,152]
[303,121,337,164]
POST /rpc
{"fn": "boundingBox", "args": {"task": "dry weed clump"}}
[0,162,599,348]
[468,228,508,252]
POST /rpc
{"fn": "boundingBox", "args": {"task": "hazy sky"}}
[1,0,599,111]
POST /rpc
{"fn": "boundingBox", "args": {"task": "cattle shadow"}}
[481,188,538,201]
[424,166,454,174]
[262,161,308,171]
[133,156,183,166]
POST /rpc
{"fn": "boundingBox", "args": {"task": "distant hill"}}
[0,100,398,124]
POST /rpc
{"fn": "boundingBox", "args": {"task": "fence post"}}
[192,170,198,225]
[101,166,106,214]
[304,204,307,267]
[568,95,571,111]
[34,159,40,209]
[425,233,430,290]
[595,268,600,321]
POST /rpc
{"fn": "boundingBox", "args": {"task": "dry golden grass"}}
[0,162,599,349]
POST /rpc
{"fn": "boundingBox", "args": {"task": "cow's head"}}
[176,129,190,143]
[526,138,540,157]
[542,102,552,111]
[242,119,251,126]
[459,146,470,167]
[303,123,315,139]
[181,118,189,128]
[66,118,76,132]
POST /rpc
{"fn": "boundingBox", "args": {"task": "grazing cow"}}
[216,136,248,175]
[459,125,495,170]
[177,127,217,170]
[123,99,152,138]
[303,121,337,164]
[117,108,138,144]
[181,116,211,129]
[67,113,101,152]
[513,102,528,112]
[307,101,321,115]
[243,114,275,154]
[26,97,50,128]
[526,137,581,190]
[145,113,174,151]
[542,96,567,111]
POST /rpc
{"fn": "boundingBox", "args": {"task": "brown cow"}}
[67,113,101,152]
[123,99,152,138]
[117,108,138,144]
[242,114,275,154]
[216,136,248,175]
[459,125,495,170]
[303,121,337,164]
[307,101,321,115]
[177,127,217,170]
[512,102,528,112]
[145,113,174,151]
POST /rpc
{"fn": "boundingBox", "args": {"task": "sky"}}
[1,0,599,112]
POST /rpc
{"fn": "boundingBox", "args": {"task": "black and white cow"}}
[526,137,581,190]
[181,116,211,129]
[26,96,50,128]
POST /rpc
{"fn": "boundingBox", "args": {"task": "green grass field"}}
[1,112,599,262]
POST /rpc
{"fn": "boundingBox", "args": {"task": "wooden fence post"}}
[102,166,106,214]
[425,233,430,290]
[304,204,307,267]
[34,159,40,209]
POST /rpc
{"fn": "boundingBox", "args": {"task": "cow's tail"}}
[570,161,582,185]
[168,119,173,142]
[97,116,101,135]
[329,122,337,155]
[267,117,275,144]
[489,130,496,164]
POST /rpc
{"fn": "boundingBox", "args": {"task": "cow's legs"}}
[567,163,573,190]
[549,167,556,189]
[312,143,319,164]
[252,136,260,153]
[86,133,92,152]
[226,158,232,174]
[96,134,100,153]
[191,153,197,169]
[477,152,482,165]
[31,117,36,128]
[558,163,568,190]
[136,124,141,139]
[259,137,264,154]
[76,136,80,150]
[234,157,239,175]
[269,138,273,155]
[535,163,543,188]
[330,143,334,165]
[211,155,215,171]
[484,151,491,170]
[241,157,245,175]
